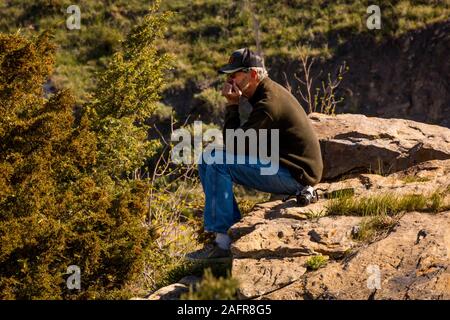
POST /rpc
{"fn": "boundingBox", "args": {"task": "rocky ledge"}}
[146,114,450,300]
[231,158,450,299]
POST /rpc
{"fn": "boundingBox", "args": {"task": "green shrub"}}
[0,1,172,299]
[180,268,238,300]
[88,1,172,179]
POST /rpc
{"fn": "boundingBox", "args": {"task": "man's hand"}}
[221,80,241,106]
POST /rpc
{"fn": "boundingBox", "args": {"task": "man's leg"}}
[197,149,303,240]
[188,149,304,261]
[197,151,242,235]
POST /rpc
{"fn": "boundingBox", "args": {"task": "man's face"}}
[227,70,251,93]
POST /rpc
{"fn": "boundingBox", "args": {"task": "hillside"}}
[1,0,449,125]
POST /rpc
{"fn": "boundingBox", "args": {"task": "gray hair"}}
[249,67,268,81]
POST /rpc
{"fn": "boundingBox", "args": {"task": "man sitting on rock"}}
[186,48,323,262]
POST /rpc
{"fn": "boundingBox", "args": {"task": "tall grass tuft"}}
[327,191,448,217]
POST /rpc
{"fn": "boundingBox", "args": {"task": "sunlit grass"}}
[401,175,431,183]
[328,188,450,242]
[352,214,398,242]
[326,190,449,216]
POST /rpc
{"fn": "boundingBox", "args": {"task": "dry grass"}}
[326,190,449,217]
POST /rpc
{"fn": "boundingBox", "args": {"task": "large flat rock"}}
[231,215,362,259]
[259,211,450,300]
[232,257,308,299]
[310,113,450,179]
[232,159,450,300]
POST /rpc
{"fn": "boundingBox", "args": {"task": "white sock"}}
[215,233,231,250]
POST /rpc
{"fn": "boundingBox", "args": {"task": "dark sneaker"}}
[185,242,231,263]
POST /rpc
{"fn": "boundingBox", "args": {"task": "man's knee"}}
[200,151,233,175]
[201,148,229,163]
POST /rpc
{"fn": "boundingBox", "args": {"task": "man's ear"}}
[250,69,258,80]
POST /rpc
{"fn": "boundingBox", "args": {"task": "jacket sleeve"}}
[222,101,274,156]
[223,104,241,131]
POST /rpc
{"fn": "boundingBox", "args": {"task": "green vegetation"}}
[326,190,450,217]
[1,0,448,107]
[161,0,450,88]
[180,268,238,300]
[87,3,172,179]
[305,254,329,270]
[0,2,174,299]
[352,215,398,242]
[401,175,431,183]
[1,0,449,300]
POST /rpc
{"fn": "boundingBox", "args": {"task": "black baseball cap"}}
[218,48,265,74]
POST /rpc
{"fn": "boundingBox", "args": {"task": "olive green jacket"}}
[223,77,323,186]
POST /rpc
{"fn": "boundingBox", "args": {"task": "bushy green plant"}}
[180,268,238,300]
[0,1,172,299]
[305,255,329,271]
[88,2,172,179]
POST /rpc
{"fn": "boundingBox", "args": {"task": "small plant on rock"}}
[305,255,329,271]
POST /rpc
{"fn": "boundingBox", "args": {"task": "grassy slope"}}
[160,0,450,89]
[0,0,149,102]
[1,0,448,105]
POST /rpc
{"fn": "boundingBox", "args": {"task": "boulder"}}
[145,276,201,300]
[309,113,450,180]
[233,257,308,299]
[146,283,189,300]
[231,216,361,259]
[259,211,450,300]
[315,159,450,197]
[231,159,450,300]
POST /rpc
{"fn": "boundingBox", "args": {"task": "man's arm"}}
[223,104,241,131]
[220,79,274,155]
[222,101,274,156]
[223,100,274,131]
[240,103,273,131]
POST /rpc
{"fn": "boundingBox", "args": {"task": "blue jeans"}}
[197,149,304,233]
